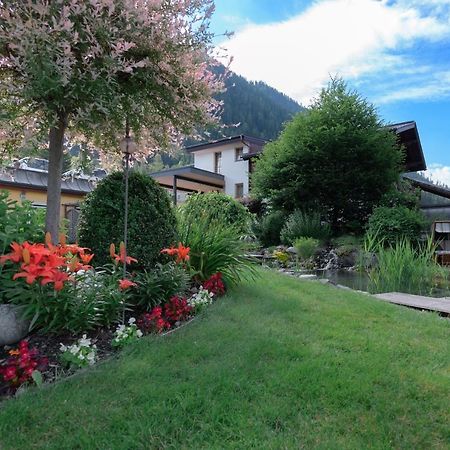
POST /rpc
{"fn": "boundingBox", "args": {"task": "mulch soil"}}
[0,326,115,401]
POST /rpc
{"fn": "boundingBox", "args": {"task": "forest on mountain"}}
[153,68,304,170]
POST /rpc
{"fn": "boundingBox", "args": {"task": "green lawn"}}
[0,269,449,449]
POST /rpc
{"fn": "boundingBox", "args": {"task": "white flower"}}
[87,352,96,364]
[79,335,91,347]
[136,330,143,338]
[60,343,67,352]
[128,317,136,325]
[70,345,80,355]
[78,354,85,360]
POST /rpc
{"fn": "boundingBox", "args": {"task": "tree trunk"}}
[45,112,68,244]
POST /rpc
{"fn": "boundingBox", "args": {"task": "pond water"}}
[309,269,369,292]
[306,269,450,298]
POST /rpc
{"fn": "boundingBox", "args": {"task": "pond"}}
[306,269,450,298]
[310,269,369,292]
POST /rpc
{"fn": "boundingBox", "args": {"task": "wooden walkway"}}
[373,292,450,314]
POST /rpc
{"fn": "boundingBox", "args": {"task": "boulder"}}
[0,304,30,346]
[286,246,297,254]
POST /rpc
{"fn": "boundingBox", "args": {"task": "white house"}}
[150,122,428,205]
[150,135,267,204]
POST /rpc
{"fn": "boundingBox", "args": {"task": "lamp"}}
[120,121,136,324]
[120,136,137,155]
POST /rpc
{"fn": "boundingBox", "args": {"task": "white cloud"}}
[219,0,450,104]
[424,164,450,187]
[376,70,450,103]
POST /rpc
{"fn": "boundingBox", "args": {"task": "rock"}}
[298,274,317,279]
[338,249,359,268]
[0,304,30,346]
[287,246,297,254]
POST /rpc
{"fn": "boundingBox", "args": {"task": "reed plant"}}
[368,237,446,295]
[280,210,331,245]
[178,216,258,286]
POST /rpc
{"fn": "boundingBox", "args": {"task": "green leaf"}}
[31,370,43,387]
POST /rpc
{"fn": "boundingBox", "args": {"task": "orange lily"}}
[109,242,138,265]
[119,279,137,291]
[41,271,72,291]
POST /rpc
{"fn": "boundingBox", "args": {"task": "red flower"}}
[203,272,225,296]
[164,296,192,323]
[137,308,171,334]
[119,279,137,291]
[0,340,48,391]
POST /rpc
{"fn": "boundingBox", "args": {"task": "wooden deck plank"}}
[373,292,450,314]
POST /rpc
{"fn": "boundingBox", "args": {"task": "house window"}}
[235,147,244,161]
[214,152,222,173]
[235,183,244,199]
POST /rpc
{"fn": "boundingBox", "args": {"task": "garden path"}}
[374,292,450,314]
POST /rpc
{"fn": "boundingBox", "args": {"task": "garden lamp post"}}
[119,121,137,279]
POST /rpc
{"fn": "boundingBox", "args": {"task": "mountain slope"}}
[154,70,304,169]
[214,71,304,141]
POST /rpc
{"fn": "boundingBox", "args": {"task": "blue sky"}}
[211,0,450,185]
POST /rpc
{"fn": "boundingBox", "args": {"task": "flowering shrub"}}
[0,239,137,333]
[60,335,97,369]
[112,318,143,348]
[137,296,193,335]
[137,307,171,334]
[0,340,48,391]
[0,234,93,291]
[164,296,192,324]
[203,272,226,296]
[132,262,190,310]
[188,287,214,312]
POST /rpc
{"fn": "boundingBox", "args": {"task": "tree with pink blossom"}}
[0,0,223,241]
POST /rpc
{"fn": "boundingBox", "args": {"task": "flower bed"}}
[0,236,228,401]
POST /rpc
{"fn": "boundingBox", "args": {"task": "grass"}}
[0,269,449,449]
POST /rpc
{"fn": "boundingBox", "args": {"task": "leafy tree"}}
[252,79,402,233]
[0,0,221,241]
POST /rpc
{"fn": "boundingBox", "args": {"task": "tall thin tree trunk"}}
[45,112,67,244]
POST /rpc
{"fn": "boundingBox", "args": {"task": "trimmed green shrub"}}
[179,192,252,234]
[367,206,426,246]
[252,210,286,247]
[132,263,189,310]
[78,171,177,270]
[280,210,331,245]
[294,237,320,261]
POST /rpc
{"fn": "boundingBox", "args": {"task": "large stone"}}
[0,304,30,346]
